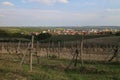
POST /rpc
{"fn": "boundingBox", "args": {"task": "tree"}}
[36,33,52,41]
[115,31,120,36]
[0,29,9,37]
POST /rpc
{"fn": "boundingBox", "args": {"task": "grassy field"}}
[0,27,120,80]
[0,54,120,80]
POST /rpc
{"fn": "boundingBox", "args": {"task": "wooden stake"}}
[58,41,60,58]
[46,41,50,58]
[36,41,40,64]
[30,35,34,72]
[20,42,31,69]
[80,35,84,66]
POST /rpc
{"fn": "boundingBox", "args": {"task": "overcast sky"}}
[0,0,120,26]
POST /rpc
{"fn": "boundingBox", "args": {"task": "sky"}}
[0,0,120,26]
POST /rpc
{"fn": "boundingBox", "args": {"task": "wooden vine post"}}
[58,41,60,58]
[30,34,34,72]
[80,35,84,66]
[74,41,79,67]
[16,41,21,60]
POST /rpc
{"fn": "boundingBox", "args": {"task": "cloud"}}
[109,0,120,5]
[58,0,69,3]
[106,8,120,12]
[83,1,96,6]
[0,8,120,26]
[1,1,15,7]
[0,8,101,26]
[25,0,69,5]
[0,14,5,17]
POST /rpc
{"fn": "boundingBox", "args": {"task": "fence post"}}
[58,41,60,58]
[30,35,34,72]
[80,35,84,66]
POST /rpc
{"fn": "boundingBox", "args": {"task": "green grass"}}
[0,54,120,80]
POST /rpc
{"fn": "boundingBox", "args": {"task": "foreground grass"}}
[0,55,120,80]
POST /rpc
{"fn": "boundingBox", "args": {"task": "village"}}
[32,27,120,35]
